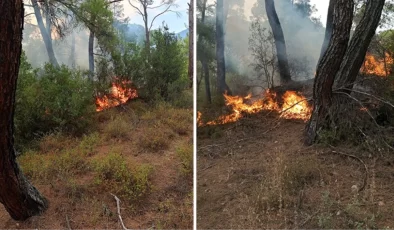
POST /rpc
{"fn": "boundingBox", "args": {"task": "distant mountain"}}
[115,21,189,42]
[176,29,189,39]
[114,22,145,43]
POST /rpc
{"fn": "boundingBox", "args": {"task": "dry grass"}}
[138,123,175,152]
[5,100,193,229]
[103,115,132,140]
[38,131,77,153]
[19,148,87,182]
[176,141,193,176]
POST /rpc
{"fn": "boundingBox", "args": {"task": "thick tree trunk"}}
[144,6,150,51]
[304,0,354,145]
[334,0,386,91]
[199,0,211,103]
[216,0,231,95]
[188,0,194,88]
[31,0,59,67]
[0,0,48,220]
[319,0,335,61]
[89,30,95,79]
[265,0,291,84]
[203,60,212,103]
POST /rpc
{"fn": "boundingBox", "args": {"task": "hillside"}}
[0,100,193,229]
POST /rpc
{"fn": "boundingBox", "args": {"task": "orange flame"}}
[199,90,311,126]
[95,79,138,112]
[361,52,393,77]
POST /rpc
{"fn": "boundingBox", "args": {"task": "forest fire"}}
[199,90,311,126]
[95,80,138,112]
[361,52,393,77]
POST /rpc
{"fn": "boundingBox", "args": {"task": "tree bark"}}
[0,0,48,220]
[265,0,291,84]
[319,0,335,61]
[334,0,386,91]
[188,0,194,88]
[143,5,150,51]
[203,60,212,103]
[31,0,59,67]
[304,0,354,145]
[89,30,95,79]
[216,0,231,95]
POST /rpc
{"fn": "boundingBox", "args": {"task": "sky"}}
[309,0,329,26]
[121,0,189,33]
[237,0,330,26]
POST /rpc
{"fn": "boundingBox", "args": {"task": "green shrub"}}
[92,152,153,203]
[79,132,101,156]
[138,124,174,152]
[133,27,188,102]
[19,149,86,181]
[15,57,95,145]
[176,142,193,176]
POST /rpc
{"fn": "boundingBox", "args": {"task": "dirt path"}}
[197,112,394,229]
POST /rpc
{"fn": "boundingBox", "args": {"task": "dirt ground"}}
[197,111,394,229]
[0,101,193,229]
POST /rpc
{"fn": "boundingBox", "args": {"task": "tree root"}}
[327,149,368,192]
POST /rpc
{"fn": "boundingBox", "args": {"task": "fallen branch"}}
[342,88,394,108]
[298,209,320,228]
[327,149,368,192]
[66,214,72,230]
[110,193,130,230]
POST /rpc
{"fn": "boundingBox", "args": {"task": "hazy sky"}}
[309,0,329,25]
[231,0,330,26]
[121,0,189,33]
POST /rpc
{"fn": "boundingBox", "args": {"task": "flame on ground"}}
[361,52,393,77]
[200,90,311,126]
[95,80,138,112]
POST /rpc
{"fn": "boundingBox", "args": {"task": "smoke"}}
[22,24,90,69]
[222,0,325,87]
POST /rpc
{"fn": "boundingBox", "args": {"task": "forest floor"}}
[0,100,193,229]
[197,110,394,229]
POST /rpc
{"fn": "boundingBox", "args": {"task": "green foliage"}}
[93,152,153,202]
[176,142,193,176]
[15,56,95,144]
[19,148,86,181]
[79,132,100,156]
[133,26,188,102]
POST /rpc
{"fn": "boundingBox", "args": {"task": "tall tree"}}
[216,0,231,95]
[197,0,214,103]
[265,0,291,84]
[128,0,179,50]
[79,0,116,79]
[334,0,386,91]
[305,0,385,145]
[188,0,194,88]
[304,0,354,145]
[0,0,48,220]
[31,0,59,67]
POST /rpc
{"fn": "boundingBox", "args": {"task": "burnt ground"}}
[197,111,394,229]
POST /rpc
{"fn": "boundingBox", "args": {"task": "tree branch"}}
[148,4,179,31]
[110,193,130,230]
